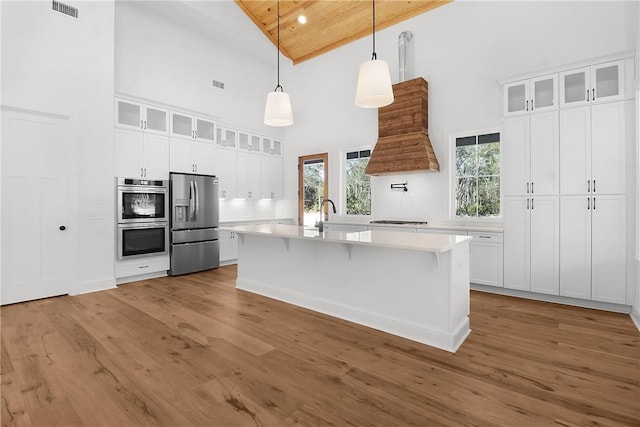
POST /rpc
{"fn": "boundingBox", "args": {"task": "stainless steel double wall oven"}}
[116,178,169,261]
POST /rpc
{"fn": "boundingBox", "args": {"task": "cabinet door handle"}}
[531,198,534,210]
[593,180,596,192]
[531,182,534,194]
[195,164,198,173]
[526,100,529,111]
[530,99,534,111]
[526,182,529,194]
[587,197,590,210]
[587,180,591,192]
[593,197,596,210]
[141,167,144,177]
[526,198,529,210]
[586,89,589,102]
[144,168,147,177]
[143,120,147,130]
[140,119,144,129]
[592,88,595,101]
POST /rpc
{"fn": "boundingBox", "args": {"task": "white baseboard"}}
[70,277,116,296]
[116,271,167,285]
[237,277,469,353]
[631,306,640,332]
[470,284,631,314]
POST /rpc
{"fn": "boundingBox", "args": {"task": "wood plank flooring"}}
[1,265,639,426]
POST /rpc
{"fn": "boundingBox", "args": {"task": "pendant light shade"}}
[355,0,394,108]
[264,0,293,127]
[264,90,293,126]
[355,59,394,108]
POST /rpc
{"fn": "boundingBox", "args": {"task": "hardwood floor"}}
[1,265,639,426]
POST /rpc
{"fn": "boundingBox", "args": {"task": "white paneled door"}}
[1,108,73,305]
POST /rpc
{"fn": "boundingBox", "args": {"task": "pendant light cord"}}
[371,0,377,60]
[275,0,283,92]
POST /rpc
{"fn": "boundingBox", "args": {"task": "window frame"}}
[449,127,502,224]
[341,146,373,217]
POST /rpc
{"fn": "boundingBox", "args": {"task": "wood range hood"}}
[365,77,440,176]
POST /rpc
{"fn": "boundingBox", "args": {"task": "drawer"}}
[469,231,503,243]
[115,256,170,278]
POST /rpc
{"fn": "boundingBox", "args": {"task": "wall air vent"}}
[52,1,78,18]
[212,80,225,89]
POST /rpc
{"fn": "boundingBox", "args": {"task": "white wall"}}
[115,2,290,220]
[1,0,115,294]
[283,1,636,225]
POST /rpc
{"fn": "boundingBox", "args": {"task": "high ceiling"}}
[234,1,452,64]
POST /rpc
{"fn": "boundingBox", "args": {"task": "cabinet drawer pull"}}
[478,235,491,239]
[139,265,149,269]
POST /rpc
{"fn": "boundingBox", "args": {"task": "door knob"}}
[59,226,66,231]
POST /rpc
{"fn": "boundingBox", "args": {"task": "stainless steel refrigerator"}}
[168,173,219,276]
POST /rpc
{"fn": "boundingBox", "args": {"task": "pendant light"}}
[355,0,394,108]
[264,0,293,126]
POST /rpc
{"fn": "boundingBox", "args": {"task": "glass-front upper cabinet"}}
[170,111,216,143]
[503,74,557,116]
[559,60,625,108]
[216,127,237,149]
[115,98,168,135]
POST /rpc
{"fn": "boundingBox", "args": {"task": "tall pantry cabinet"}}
[502,54,633,305]
[502,78,560,295]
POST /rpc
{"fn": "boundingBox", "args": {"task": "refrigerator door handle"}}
[194,180,199,222]
[189,180,195,222]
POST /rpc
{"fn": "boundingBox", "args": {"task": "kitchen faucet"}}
[318,199,336,233]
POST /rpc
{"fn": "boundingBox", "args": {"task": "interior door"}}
[1,108,73,305]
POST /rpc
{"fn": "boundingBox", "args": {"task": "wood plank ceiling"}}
[234,1,452,64]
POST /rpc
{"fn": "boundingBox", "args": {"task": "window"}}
[454,132,500,219]
[345,149,371,215]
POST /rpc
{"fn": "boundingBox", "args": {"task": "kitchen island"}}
[226,224,472,353]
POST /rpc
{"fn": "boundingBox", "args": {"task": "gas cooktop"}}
[370,220,429,225]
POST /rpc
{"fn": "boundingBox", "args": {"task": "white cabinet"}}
[115,98,168,135]
[114,128,169,179]
[417,228,466,235]
[560,102,627,195]
[502,111,559,196]
[560,195,626,303]
[219,230,238,264]
[503,196,559,295]
[216,126,237,149]
[260,136,283,200]
[237,151,261,199]
[559,60,626,108]
[218,147,237,199]
[261,155,282,199]
[169,138,217,175]
[236,131,262,199]
[469,232,503,287]
[503,74,558,116]
[323,224,368,232]
[115,256,169,279]
[170,111,216,143]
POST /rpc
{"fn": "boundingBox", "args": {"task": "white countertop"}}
[223,224,472,253]
[325,219,503,233]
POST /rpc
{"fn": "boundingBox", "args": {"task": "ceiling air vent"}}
[212,80,225,89]
[52,1,78,18]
